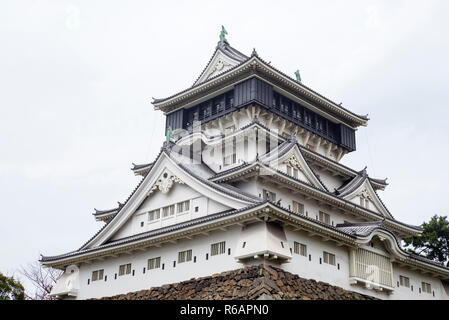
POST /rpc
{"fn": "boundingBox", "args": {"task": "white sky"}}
[1,0,448,294]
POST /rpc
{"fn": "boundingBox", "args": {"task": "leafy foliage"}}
[404,215,449,266]
[0,272,25,300]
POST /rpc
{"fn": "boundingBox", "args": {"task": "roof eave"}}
[152,57,368,127]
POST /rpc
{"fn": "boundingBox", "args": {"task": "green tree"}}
[404,215,449,266]
[0,272,25,300]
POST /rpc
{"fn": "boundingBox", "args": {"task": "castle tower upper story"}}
[153,36,368,164]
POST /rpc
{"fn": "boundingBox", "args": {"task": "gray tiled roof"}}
[334,168,369,197]
[335,221,389,237]
[41,203,263,263]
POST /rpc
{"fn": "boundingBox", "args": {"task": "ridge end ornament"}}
[219,26,229,45]
[295,70,302,83]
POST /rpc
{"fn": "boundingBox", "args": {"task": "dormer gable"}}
[336,170,393,219]
[262,136,328,191]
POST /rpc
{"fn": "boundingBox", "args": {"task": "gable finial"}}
[219,25,229,45]
[294,70,302,83]
[251,48,258,57]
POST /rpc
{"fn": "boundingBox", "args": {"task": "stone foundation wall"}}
[93,264,377,300]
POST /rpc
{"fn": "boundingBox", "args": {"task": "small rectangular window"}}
[148,209,161,221]
[223,154,237,167]
[422,282,432,294]
[119,263,132,276]
[162,206,169,218]
[91,269,104,281]
[148,257,161,270]
[323,252,336,265]
[293,168,298,179]
[319,211,331,225]
[399,275,410,288]
[178,249,193,263]
[292,201,304,214]
[211,241,226,256]
[294,242,307,257]
[262,189,276,202]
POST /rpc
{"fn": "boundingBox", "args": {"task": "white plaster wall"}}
[283,228,448,300]
[112,183,231,240]
[78,227,244,300]
[75,225,448,300]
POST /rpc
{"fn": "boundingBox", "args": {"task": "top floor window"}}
[304,110,312,126]
[225,91,234,109]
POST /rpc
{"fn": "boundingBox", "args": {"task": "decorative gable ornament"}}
[148,170,184,195]
[206,58,232,81]
[358,189,372,200]
[284,155,304,173]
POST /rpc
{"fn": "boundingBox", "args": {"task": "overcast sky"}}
[1,1,448,294]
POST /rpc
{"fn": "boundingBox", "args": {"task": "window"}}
[91,269,104,281]
[119,263,132,276]
[211,241,226,256]
[178,250,193,263]
[225,91,234,109]
[319,211,331,225]
[293,168,298,179]
[162,205,175,218]
[360,196,370,209]
[177,200,190,214]
[148,209,160,222]
[148,257,161,270]
[223,153,236,167]
[162,206,169,218]
[263,189,276,201]
[352,248,393,287]
[399,275,410,288]
[422,282,432,294]
[294,242,307,257]
[292,201,304,214]
[323,252,336,265]
[286,165,299,179]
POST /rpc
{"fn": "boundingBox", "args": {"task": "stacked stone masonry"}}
[92,264,377,300]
